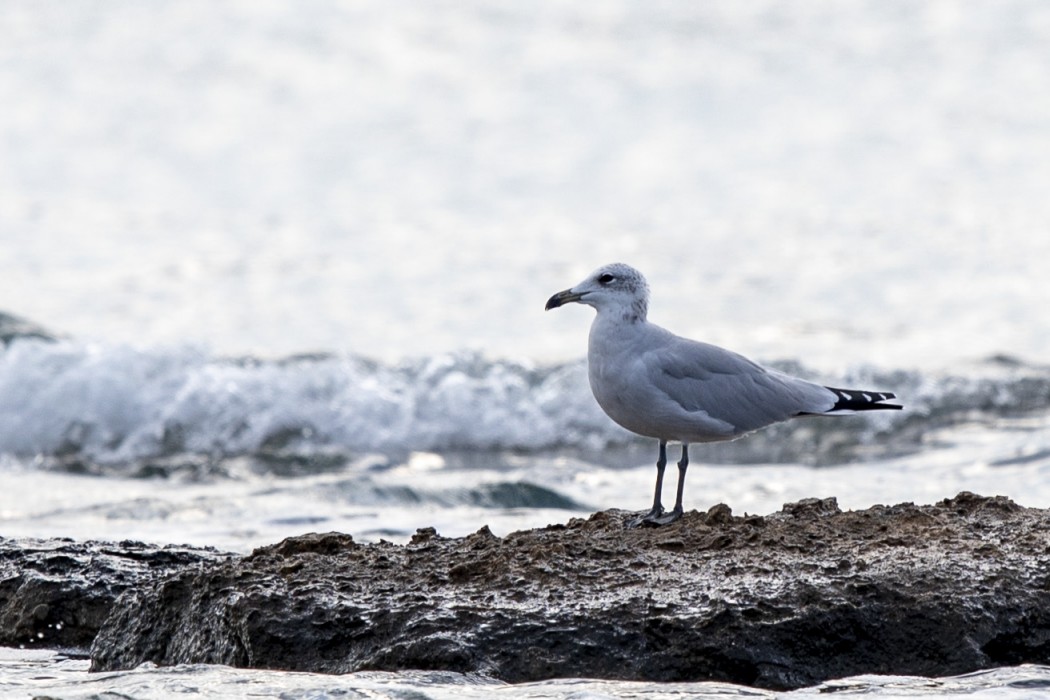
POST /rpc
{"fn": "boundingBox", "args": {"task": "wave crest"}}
[1,339,1046,471]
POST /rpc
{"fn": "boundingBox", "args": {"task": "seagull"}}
[545,262,902,527]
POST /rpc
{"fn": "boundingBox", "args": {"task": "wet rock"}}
[84,492,1050,689]
[0,536,230,651]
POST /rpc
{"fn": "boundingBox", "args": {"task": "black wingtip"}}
[825,386,903,411]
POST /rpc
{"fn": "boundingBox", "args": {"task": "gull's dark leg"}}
[650,440,668,514]
[645,444,689,526]
[627,440,666,528]
[672,443,689,514]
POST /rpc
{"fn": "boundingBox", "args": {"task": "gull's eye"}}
[598,273,615,285]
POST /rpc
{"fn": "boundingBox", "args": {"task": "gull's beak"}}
[545,288,586,310]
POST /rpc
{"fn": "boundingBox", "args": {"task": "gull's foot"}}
[627,506,664,529]
[643,508,683,527]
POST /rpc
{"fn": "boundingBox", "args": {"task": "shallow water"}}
[0,410,1048,552]
[5,650,1050,699]
[0,337,1048,550]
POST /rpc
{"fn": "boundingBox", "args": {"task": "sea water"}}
[2,1,1050,697]
[4,650,1050,699]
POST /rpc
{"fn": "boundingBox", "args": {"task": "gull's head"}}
[544,263,649,321]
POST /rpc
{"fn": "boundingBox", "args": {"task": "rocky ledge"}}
[0,537,228,651]
[72,493,1050,690]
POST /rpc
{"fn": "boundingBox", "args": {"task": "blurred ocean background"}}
[2,1,1050,697]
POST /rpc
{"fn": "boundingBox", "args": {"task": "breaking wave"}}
[1,332,1047,473]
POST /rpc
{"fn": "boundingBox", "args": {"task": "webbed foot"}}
[642,507,683,527]
[627,506,665,528]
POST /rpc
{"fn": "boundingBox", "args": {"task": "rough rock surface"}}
[87,493,1050,689]
[0,536,230,652]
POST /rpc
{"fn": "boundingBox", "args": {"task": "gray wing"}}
[644,335,835,436]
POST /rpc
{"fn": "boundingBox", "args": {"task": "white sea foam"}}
[4,642,1050,700]
[0,338,1047,470]
[0,339,619,463]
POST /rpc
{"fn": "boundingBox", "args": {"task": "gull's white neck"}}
[596,297,648,325]
[587,301,650,350]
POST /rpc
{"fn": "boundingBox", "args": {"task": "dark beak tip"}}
[545,292,566,311]
[546,288,581,311]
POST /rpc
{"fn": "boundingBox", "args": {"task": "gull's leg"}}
[627,441,666,528]
[672,443,689,514]
[646,444,689,526]
[650,440,669,514]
